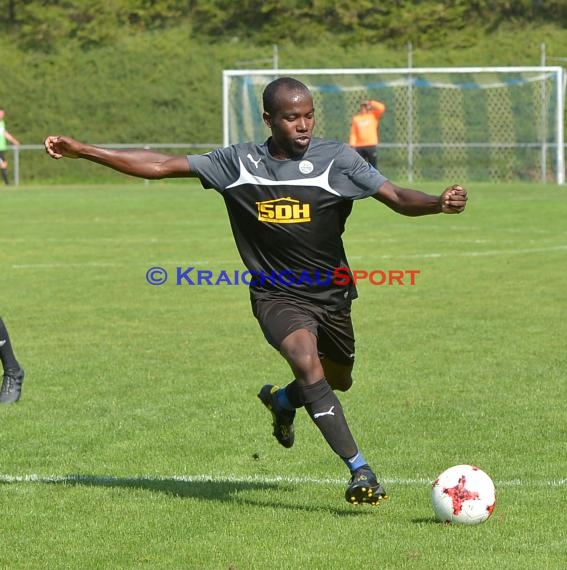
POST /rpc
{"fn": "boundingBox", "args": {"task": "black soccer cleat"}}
[257,384,295,448]
[345,465,388,506]
[0,367,25,404]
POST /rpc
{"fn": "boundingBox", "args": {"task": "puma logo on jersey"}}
[256,197,311,224]
[246,154,262,169]
[313,406,335,419]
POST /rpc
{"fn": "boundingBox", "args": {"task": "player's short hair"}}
[262,77,311,115]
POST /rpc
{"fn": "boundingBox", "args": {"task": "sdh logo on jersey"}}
[256,197,311,224]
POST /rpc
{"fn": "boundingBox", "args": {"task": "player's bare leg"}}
[259,328,387,504]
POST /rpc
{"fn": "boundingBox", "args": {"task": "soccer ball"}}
[431,464,496,525]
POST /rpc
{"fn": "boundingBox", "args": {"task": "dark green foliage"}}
[2,0,194,52]
[1,1,565,51]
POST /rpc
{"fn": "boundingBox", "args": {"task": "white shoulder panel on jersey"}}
[226,158,341,197]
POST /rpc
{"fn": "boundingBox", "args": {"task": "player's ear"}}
[262,112,272,128]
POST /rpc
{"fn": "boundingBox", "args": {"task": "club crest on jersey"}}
[299,160,314,174]
[256,197,311,224]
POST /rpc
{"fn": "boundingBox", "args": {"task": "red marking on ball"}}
[443,475,480,515]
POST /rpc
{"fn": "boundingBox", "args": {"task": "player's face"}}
[263,89,315,159]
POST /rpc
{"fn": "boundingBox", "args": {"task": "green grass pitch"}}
[1,180,566,569]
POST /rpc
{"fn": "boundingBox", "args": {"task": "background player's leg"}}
[0,318,25,404]
[0,317,20,371]
[0,158,9,185]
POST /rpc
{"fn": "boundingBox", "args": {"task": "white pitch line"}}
[6,244,567,270]
[10,260,213,270]
[349,244,567,260]
[0,473,564,488]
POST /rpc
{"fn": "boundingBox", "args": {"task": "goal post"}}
[223,67,565,184]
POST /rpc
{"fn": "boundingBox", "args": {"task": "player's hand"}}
[440,184,467,214]
[44,135,82,159]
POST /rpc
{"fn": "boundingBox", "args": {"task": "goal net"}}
[223,67,565,184]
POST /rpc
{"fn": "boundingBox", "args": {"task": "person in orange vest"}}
[349,99,386,167]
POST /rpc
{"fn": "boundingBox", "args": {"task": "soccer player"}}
[0,317,25,403]
[44,77,467,505]
[349,99,386,167]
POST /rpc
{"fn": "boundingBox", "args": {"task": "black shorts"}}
[250,292,355,365]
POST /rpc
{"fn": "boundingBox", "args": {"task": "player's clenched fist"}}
[44,135,82,159]
[441,184,467,214]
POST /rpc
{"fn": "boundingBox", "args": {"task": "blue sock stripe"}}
[343,451,367,472]
[276,388,295,411]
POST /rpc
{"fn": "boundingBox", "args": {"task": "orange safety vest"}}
[349,100,386,148]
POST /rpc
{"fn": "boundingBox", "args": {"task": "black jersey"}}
[188,137,387,309]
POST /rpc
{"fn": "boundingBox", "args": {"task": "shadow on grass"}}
[36,474,375,517]
[411,517,442,525]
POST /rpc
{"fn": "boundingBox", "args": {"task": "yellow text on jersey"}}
[256,197,311,224]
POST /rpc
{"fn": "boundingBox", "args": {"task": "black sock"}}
[1,169,8,185]
[299,378,358,460]
[0,318,20,371]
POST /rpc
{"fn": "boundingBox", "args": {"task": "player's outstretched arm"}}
[44,135,193,179]
[372,181,467,216]
[5,131,20,146]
